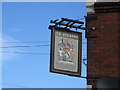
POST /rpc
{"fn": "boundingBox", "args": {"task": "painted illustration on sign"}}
[58,39,75,64]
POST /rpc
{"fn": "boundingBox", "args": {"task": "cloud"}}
[0,37,2,62]
[0,33,24,89]
[1,33,24,61]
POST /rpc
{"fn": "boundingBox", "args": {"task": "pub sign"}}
[50,27,82,77]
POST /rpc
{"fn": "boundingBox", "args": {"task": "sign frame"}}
[50,27,82,77]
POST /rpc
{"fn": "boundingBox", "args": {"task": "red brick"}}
[87,2,120,88]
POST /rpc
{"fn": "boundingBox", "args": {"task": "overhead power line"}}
[1,51,50,55]
[1,41,50,43]
[1,42,87,48]
[2,39,87,44]
[1,51,87,56]
[0,45,50,48]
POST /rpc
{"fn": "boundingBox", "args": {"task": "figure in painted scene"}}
[58,39,75,64]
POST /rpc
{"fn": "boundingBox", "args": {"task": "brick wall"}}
[118,12,120,78]
[87,2,120,88]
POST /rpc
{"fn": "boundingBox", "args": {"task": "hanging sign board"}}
[50,27,82,77]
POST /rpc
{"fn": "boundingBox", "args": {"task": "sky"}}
[1,1,87,88]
